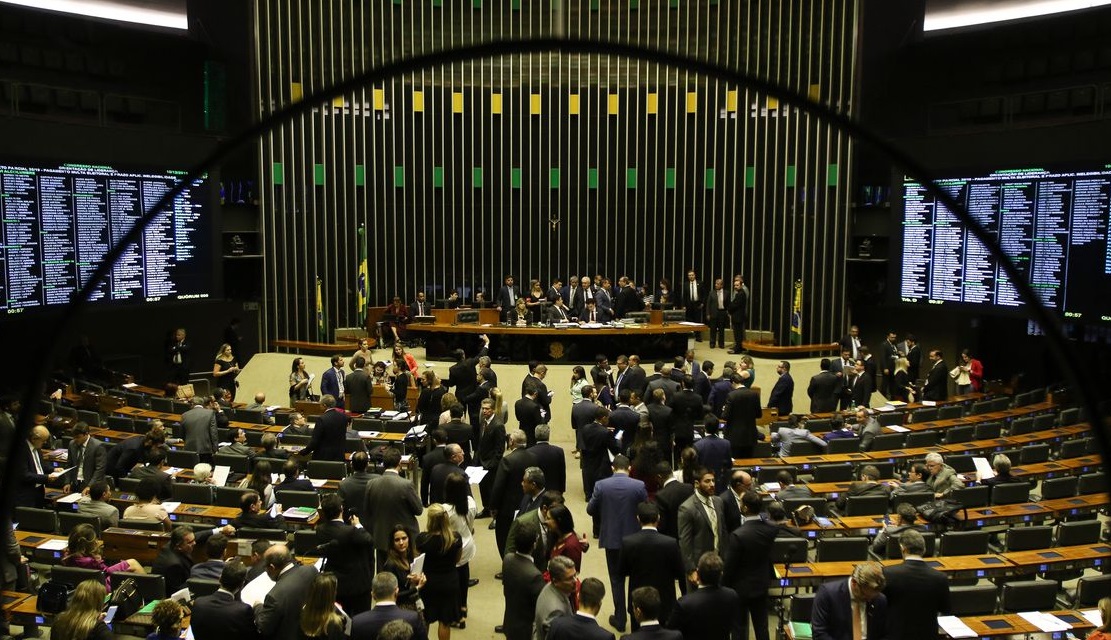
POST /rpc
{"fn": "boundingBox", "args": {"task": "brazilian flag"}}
[316,276,327,342]
[356,225,368,325]
[790,280,803,346]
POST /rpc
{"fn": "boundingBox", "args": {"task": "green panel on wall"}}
[313,164,325,186]
[473,167,483,188]
[550,168,560,188]
[394,166,405,187]
[704,168,715,189]
[272,162,284,185]
[551,0,560,9]
[669,0,679,7]
[629,0,639,8]
[587,168,599,189]
[745,166,756,187]
[354,165,365,186]
[589,0,599,8]
[432,0,442,5]
[785,165,796,187]
[432,166,444,188]
[827,164,839,186]
[511,168,522,188]
[626,168,638,189]
[511,0,521,8]
[664,168,676,189]
[472,0,481,8]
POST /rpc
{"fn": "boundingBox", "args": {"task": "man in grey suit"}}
[364,447,423,568]
[338,451,378,520]
[253,544,319,640]
[182,396,219,463]
[677,467,726,589]
[62,421,106,494]
[533,555,577,640]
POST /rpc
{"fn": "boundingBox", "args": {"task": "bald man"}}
[16,426,58,508]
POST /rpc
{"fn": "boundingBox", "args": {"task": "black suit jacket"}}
[256,563,320,640]
[722,387,761,452]
[421,446,449,505]
[316,519,375,598]
[338,471,377,519]
[807,371,841,413]
[344,369,373,413]
[620,624,683,640]
[849,373,873,408]
[813,579,888,640]
[515,397,544,441]
[572,400,599,430]
[549,613,616,640]
[190,590,261,640]
[442,419,473,460]
[502,551,546,639]
[491,448,535,515]
[720,490,743,534]
[922,361,949,401]
[351,604,428,640]
[667,585,742,640]
[579,421,620,487]
[130,465,174,501]
[624,366,648,398]
[477,417,506,470]
[722,518,781,598]
[882,559,950,640]
[152,546,193,595]
[620,529,686,620]
[767,373,794,416]
[653,480,694,539]
[301,408,348,461]
[667,390,703,443]
[446,346,488,404]
[65,438,106,491]
[13,441,48,508]
[428,462,467,504]
[615,286,643,319]
[528,442,566,493]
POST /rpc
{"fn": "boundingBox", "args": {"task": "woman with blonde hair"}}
[299,572,350,640]
[212,343,240,401]
[892,356,913,402]
[1088,597,1111,639]
[438,393,460,425]
[50,580,111,640]
[489,387,508,424]
[416,504,463,639]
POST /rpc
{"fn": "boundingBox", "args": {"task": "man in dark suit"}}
[496,275,520,321]
[529,425,566,493]
[352,573,428,640]
[645,389,674,462]
[808,359,841,413]
[548,577,616,640]
[668,378,703,459]
[625,355,649,399]
[722,491,781,640]
[15,426,55,508]
[502,522,546,640]
[231,490,287,531]
[835,465,890,512]
[609,391,641,450]
[506,490,562,571]
[444,334,490,419]
[704,278,729,349]
[274,459,315,492]
[811,561,888,640]
[839,325,862,361]
[338,451,377,520]
[153,526,198,595]
[409,290,430,318]
[571,276,598,319]
[620,503,686,630]
[580,299,611,323]
[904,334,921,383]
[719,470,753,534]
[476,399,505,517]
[516,383,545,447]
[849,359,874,408]
[428,444,467,504]
[534,556,577,640]
[880,332,900,399]
[666,552,742,640]
[420,430,450,506]
[727,276,748,354]
[254,545,320,640]
[921,349,949,401]
[344,356,373,413]
[653,462,693,539]
[677,469,727,586]
[60,422,106,494]
[319,355,346,405]
[587,455,648,632]
[679,269,705,330]
[645,362,680,404]
[624,587,684,640]
[614,277,643,320]
[721,375,761,458]
[314,493,375,615]
[130,448,174,500]
[830,350,856,411]
[364,447,423,567]
[491,430,535,556]
[299,395,348,461]
[766,361,794,417]
[190,559,260,640]
[166,327,190,384]
[881,529,949,640]
[442,405,473,463]
[523,364,552,423]
[580,407,621,502]
[182,396,219,463]
[693,419,732,492]
[547,295,573,323]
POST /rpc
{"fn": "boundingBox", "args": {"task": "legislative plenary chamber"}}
[0,2,1110,640]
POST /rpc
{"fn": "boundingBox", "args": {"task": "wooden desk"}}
[1002,543,1111,575]
[1038,494,1110,518]
[14,531,69,564]
[954,610,1096,638]
[773,554,1017,586]
[961,502,1053,529]
[102,527,172,564]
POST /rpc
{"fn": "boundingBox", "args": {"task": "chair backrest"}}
[215,486,254,508]
[1039,476,1078,500]
[787,441,823,457]
[281,434,311,446]
[214,453,250,474]
[351,417,384,432]
[939,530,990,556]
[948,585,999,615]
[109,571,166,600]
[812,464,853,483]
[1000,580,1058,612]
[1056,520,1101,546]
[869,434,905,452]
[938,405,964,420]
[118,518,167,532]
[186,578,221,598]
[1076,575,1111,608]
[1019,444,1050,464]
[49,566,104,588]
[943,425,974,444]
[167,449,200,469]
[15,507,57,533]
[844,495,888,516]
[990,482,1031,505]
[952,485,990,508]
[789,593,815,622]
[171,482,214,505]
[781,497,829,518]
[969,401,993,416]
[188,378,212,398]
[858,461,895,480]
[57,512,102,536]
[945,455,976,473]
[234,408,264,424]
[293,529,323,556]
[752,442,774,458]
[1058,407,1081,426]
[770,537,809,564]
[805,418,831,432]
[1057,439,1089,460]
[972,421,1003,440]
[149,396,175,413]
[991,397,1012,413]
[912,407,938,422]
[116,477,142,493]
[124,392,149,409]
[877,412,905,427]
[245,430,264,447]
[904,431,939,448]
[106,415,134,431]
[55,405,78,420]
[827,438,861,454]
[1033,413,1056,430]
[1004,526,1054,552]
[237,528,288,541]
[384,420,411,434]
[307,460,348,481]
[344,437,367,454]
[816,537,870,562]
[885,530,936,559]
[756,466,797,484]
[890,492,933,510]
[275,489,319,509]
[1009,416,1036,436]
[1077,472,1107,495]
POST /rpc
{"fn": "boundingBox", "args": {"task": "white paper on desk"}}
[240,572,276,606]
[161,501,182,513]
[57,493,83,504]
[358,431,382,438]
[1082,609,1103,627]
[266,405,281,412]
[310,479,327,488]
[678,321,702,326]
[37,539,67,551]
[1018,611,1072,632]
[886,425,910,433]
[764,482,782,492]
[921,400,937,406]
[937,615,977,638]
[166,467,183,475]
[464,466,487,484]
[122,383,138,389]
[212,465,231,487]
[410,553,426,576]
[874,405,896,412]
[381,411,399,419]
[406,425,426,437]
[401,454,413,465]
[973,457,995,480]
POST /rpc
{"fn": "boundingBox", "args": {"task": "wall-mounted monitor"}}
[893,164,1111,324]
[0,161,214,313]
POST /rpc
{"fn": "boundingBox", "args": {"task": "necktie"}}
[76,445,86,483]
[590,311,596,322]
[586,288,593,300]
[418,302,424,315]
[337,369,345,397]
[702,496,718,547]
[558,307,565,320]
[30,443,43,476]
[852,600,863,640]
[691,283,697,301]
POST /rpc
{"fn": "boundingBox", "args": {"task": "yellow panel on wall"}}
[647,93,658,114]
[530,94,542,115]
[766,96,779,109]
[491,93,503,114]
[372,89,385,110]
[809,84,821,101]
[412,90,424,112]
[290,82,303,103]
[686,92,698,113]
[568,93,580,115]
[608,93,619,115]
[726,90,738,112]
[452,92,464,113]
[333,96,346,108]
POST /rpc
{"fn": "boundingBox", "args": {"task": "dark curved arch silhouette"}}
[5,37,1104,518]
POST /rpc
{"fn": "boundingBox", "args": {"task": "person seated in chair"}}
[888,463,930,499]
[835,465,890,512]
[218,428,257,459]
[274,460,315,492]
[230,490,287,531]
[870,503,926,558]
[260,433,291,460]
[976,454,1015,487]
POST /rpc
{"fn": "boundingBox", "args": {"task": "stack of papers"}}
[886,425,910,433]
[57,493,83,504]
[37,539,67,551]
[310,479,327,488]
[161,501,182,513]
[1082,609,1103,627]
[464,466,488,484]
[937,616,977,638]
[1017,612,1072,632]
[282,506,317,519]
[973,457,995,480]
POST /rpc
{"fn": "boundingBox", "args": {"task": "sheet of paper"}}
[764,482,782,492]
[886,425,910,433]
[266,405,281,411]
[887,400,907,406]
[240,572,276,607]
[169,587,191,603]
[122,383,138,388]
[1018,611,1071,632]
[357,431,381,438]
[401,454,413,465]
[1082,609,1103,627]
[973,457,995,480]
[678,321,702,326]
[212,465,231,487]
[874,405,896,412]
[464,467,488,484]
[56,493,83,504]
[310,479,327,488]
[161,501,182,513]
[37,539,67,551]
[937,616,977,638]
[50,466,76,477]
[921,400,937,406]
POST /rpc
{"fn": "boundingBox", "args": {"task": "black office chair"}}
[49,566,105,588]
[15,507,57,533]
[234,409,264,425]
[770,537,809,564]
[912,407,938,422]
[307,460,348,480]
[124,392,149,409]
[118,518,167,532]
[945,455,976,473]
[1009,417,1036,436]
[943,425,974,444]
[186,578,221,598]
[281,434,311,446]
[275,490,319,509]
[789,593,815,622]
[1019,444,1051,464]
[991,397,1012,412]
[215,486,254,508]
[352,417,385,431]
[816,537,870,562]
[885,531,936,559]
[214,453,251,474]
[757,466,797,484]
[384,420,411,434]
[940,531,990,556]
[947,585,999,615]
[1058,407,1081,427]
[868,434,905,452]
[1039,476,1078,500]
[1056,520,1101,546]
[149,396,175,413]
[990,482,1031,505]
[116,477,142,493]
[1057,438,1090,460]
[904,431,939,448]
[752,442,774,457]
[938,405,964,420]
[106,415,134,431]
[877,412,904,427]
[293,529,323,555]
[826,438,861,454]
[1000,580,1058,612]
[812,464,853,483]
[55,405,78,420]
[1078,473,1107,495]
[1003,526,1054,552]
[237,528,288,541]
[781,497,830,518]
[344,437,367,454]
[245,430,265,447]
[110,571,166,600]
[805,419,831,432]
[1033,413,1056,430]
[1074,575,1111,608]
[844,495,888,516]
[57,512,101,536]
[167,449,200,469]
[969,401,993,416]
[171,482,215,505]
[973,421,1003,440]
[787,441,824,456]
[890,492,933,510]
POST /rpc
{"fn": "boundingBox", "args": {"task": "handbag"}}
[106,577,144,621]
[37,581,73,613]
[792,504,816,527]
[916,498,965,527]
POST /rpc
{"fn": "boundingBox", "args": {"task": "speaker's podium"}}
[431,308,499,325]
